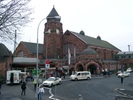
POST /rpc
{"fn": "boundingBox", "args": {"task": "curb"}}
[115,88,133,97]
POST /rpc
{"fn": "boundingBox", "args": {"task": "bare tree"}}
[0,0,33,42]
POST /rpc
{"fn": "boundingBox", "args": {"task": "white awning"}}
[13,57,39,63]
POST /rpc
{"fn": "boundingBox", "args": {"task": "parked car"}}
[118,71,130,78]
[42,77,62,87]
[126,68,132,73]
[116,70,122,75]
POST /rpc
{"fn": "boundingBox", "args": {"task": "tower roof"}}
[47,6,60,18]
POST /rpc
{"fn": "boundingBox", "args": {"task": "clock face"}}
[48,29,51,33]
[56,29,60,34]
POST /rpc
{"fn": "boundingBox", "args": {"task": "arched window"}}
[17,51,27,57]
[63,43,80,58]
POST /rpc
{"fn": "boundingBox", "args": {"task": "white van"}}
[6,70,26,84]
[70,71,91,81]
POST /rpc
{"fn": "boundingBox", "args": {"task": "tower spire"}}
[47,6,60,18]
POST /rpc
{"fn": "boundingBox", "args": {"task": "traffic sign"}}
[46,59,50,64]
[45,64,50,69]
[45,59,50,68]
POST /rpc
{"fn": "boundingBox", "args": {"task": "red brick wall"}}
[63,31,87,52]
[15,42,42,59]
[43,33,63,58]
[62,31,116,60]
[0,56,12,79]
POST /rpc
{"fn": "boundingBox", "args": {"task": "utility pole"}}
[14,30,17,52]
[128,45,130,51]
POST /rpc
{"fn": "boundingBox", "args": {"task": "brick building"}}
[13,6,122,75]
[0,43,12,79]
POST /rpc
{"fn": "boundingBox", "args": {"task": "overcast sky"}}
[2,0,133,52]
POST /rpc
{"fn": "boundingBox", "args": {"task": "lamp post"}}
[45,32,48,80]
[36,16,61,100]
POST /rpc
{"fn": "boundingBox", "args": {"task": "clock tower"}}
[43,6,63,59]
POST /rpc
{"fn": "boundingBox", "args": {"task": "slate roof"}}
[21,42,43,54]
[116,51,133,55]
[0,43,11,61]
[102,60,118,63]
[0,43,11,56]
[47,6,60,18]
[70,31,120,51]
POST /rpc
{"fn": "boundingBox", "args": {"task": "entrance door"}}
[88,65,97,74]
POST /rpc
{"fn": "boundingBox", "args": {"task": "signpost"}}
[45,59,50,69]
[45,59,50,80]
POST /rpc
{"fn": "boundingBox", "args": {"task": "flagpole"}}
[68,47,71,75]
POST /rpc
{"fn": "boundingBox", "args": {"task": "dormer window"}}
[17,51,27,57]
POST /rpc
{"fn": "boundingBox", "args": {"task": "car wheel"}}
[75,78,78,81]
[50,84,53,87]
[59,81,61,84]
[87,77,90,80]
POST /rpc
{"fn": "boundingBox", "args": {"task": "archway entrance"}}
[87,65,97,74]
[76,64,84,71]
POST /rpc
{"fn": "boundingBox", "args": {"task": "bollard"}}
[79,94,83,100]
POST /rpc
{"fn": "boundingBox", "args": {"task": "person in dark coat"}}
[21,82,26,95]
[121,76,124,84]
[0,81,2,94]
[10,74,13,85]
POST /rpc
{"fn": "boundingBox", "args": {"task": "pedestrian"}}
[10,73,13,85]
[21,82,26,95]
[38,85,45,100]
[121,76,124,84]
[33,79,37,91]
[0,81,2,94]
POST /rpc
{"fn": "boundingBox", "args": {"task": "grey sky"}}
[2,0,133,52]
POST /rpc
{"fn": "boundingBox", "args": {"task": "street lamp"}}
[36,16,61,100]
[45,31,48,80]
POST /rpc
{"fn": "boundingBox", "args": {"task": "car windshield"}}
[47,77,55,81]
[73,72,78,75]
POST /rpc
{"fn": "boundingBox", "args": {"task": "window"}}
[17,51,27,57]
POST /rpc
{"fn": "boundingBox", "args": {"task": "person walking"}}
[33,79,37,91]
[121,76,124,84]
[21,82,26,95]
[38,85,45,100]
[0,81,2,94]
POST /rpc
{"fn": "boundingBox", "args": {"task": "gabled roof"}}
[69,31,120,51]
[0,43,12,61]
[0,43,11,56]
[47,6,60,18]
[21,42,43,54]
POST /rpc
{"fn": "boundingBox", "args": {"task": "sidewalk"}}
[0,83,50,100]
[115,83,133,98]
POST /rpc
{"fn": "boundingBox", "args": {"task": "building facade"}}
[13,7,122,76]
[0,43,12,80]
